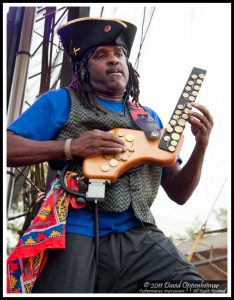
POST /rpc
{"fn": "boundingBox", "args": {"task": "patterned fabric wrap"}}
[56,88,162,223]
[7,172,84,293]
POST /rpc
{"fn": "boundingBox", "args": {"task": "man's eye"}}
[96,54,105,59]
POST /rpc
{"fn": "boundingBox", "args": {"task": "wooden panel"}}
[83,128,183,182]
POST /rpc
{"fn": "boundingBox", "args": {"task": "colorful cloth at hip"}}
[7,172,84,293]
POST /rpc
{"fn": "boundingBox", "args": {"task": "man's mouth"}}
[107,68,123,75]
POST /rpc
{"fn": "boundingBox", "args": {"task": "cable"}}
[134,7,156,70]
[59,162,100,292]
[93,199,100,292]
[59,161,86,201]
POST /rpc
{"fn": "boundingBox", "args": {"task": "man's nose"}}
[106,53,120,65]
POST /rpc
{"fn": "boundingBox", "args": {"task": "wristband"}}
[64,138,74,160]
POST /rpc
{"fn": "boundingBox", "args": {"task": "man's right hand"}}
[7,129,125,167]
[70,129,125,158]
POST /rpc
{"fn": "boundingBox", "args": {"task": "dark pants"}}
[32,225,205,293]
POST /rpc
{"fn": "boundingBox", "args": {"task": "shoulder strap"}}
[127,101,161,140]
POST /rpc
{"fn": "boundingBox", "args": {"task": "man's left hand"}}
[188,102,214,148]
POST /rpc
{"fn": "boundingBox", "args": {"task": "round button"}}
[121,153,129,161]
[188,80,194,86]
[177,104,184,109]
[182,113,188,119]
[178,118,186,126]
[199,73,205,79]
[173,114,179,120]
[114,153,122,161]
[109,159,118,167]
[191,74,198,79]
[100,164,110,172]
[189,96,195,101]
[184,108,191,114]
[192,90,198,96]
[125,134,134,142]
[164,135,170,142]
[196,79,203,84]
[168,146,176,152]
[166,124,173,132]
[183,92,189,98]
[171,140,178,146]
[187,103,192,108]
[127,144,134,152]
[185,86,192,91]
[175,126,183,133]
[171,133,180,140]
[175,110,182,115]
[170,120,177,126]
[194,85,200,91]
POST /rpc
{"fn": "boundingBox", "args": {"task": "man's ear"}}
[80,67,90,82]
[72,62,89,82]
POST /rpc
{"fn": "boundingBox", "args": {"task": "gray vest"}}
[56,87,162,225]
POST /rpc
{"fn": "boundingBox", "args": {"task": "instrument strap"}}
[127,101,161,140]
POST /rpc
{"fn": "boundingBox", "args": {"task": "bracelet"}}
[64,138,74,160]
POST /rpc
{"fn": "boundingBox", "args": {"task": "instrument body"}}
[83,128,184,183]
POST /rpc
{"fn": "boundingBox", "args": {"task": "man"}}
[7,17,213,293]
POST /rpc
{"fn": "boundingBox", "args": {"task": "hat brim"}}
[57,17,137,62]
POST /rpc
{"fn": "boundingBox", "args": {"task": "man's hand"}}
[7,129,126,167]
[162,103,213,205]
[188,103,214,148]
[70,129,125,158]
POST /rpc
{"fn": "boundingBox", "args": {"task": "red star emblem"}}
[104,25,111,32]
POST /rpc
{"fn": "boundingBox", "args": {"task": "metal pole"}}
[7,7,36,124]
[7,7,36,215]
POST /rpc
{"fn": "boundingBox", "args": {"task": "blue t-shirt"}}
[7,88,169,237]
[8,88,164,140]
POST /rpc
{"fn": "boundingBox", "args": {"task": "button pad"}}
[158,67,206,152]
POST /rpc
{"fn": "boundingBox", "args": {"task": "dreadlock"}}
[125,61,140,106]
[69,50,141,115]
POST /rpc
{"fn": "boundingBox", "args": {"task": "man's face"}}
[86,45,129,98]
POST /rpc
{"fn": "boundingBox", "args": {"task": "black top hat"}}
[57,17,137,63]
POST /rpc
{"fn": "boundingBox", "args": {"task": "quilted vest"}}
[55,87,162,225]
